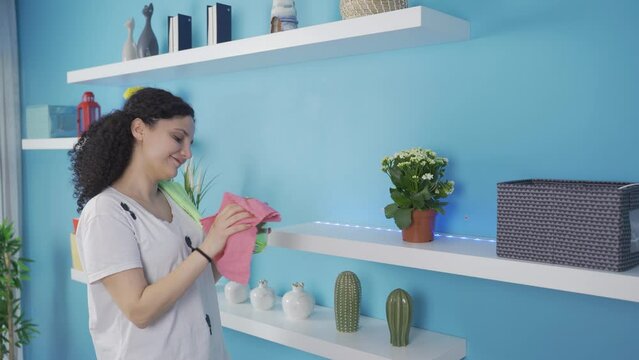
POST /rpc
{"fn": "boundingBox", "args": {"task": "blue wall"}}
[18,0,639,359]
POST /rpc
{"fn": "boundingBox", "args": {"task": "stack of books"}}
[70,218,83,272]
[168,13,192,52]
[207,3,232,45]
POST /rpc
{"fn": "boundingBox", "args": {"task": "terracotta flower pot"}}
[401,209,437,243]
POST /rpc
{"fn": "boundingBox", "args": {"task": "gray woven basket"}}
[339,0,408,20]
[496,179,639,272]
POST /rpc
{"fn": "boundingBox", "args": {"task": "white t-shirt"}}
[77,187,228,360]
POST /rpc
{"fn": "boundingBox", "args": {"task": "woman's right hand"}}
[101,204,253,328]
[200,204,253,258]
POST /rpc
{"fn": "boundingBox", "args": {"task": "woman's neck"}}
[111,165,159,204]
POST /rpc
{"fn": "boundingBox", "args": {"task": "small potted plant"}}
[181,158,216,214]
[181,159,270,254]
[381,148,454,243]
[0,219,38,360]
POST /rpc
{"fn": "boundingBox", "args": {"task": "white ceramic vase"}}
[250,279,276,311]
[224,281,249,304]
[282,282,314,319]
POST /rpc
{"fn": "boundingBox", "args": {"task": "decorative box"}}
[497,179,639,272]
[25,105,76,139]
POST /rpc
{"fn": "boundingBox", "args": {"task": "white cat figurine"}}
[122,18,138,61]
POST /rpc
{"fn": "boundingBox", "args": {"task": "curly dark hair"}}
[69,88,194,212]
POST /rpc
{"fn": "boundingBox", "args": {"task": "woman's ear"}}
[131,118,146,141]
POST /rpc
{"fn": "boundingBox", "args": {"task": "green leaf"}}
[0,218,38,347]
[394,208,413,229]
[384,203,399,219]
[388,167,403,188]
[411,187,431,209]
[390,189,411,207]
[399,176,413,194]
[411,196,424,209]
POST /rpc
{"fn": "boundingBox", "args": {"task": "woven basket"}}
[496,179,639,272]
[340,0,408,20]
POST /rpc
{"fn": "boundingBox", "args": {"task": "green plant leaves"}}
[181,158,218,213]
[380,148,453,219]
[381,149,454,231]
[410,187,430,209]
[0,219,38,354]
[384,203,399,219]
[390,189,411,207]
[394,208,413,229]
[388,167,403,188]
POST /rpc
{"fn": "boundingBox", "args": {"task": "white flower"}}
[422,173,433,180]
[446,181,455,194]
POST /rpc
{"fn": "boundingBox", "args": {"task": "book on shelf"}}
[207,3,231,45]
[168,13,192,52]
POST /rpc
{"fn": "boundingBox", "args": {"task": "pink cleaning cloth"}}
[200,192,281,284]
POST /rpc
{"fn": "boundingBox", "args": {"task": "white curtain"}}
[0,2,23,358]
[0,0,22,233]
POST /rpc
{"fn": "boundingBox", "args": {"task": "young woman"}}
[70,88,250,359]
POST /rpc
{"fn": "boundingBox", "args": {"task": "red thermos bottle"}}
[77,91,101,135]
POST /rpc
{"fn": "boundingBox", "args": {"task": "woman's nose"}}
[181,143,192,159]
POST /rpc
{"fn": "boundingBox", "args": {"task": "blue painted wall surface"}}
[17,0,639,359]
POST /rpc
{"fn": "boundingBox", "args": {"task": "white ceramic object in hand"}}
[250,279,276,311]
[224,281,249,304]
[282,282,315,319]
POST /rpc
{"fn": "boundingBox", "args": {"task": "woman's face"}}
[135,115,195,180]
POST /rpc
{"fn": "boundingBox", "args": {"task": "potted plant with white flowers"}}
[381,148,454,243]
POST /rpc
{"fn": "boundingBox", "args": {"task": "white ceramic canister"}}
[282,282,315,319]
[224,281,249,304]
[250,279,276,311]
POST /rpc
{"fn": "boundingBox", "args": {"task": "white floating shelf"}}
[67,6,469,86]
[22,137,77,150]
[269,222,639,303]
[218,289,465,360]
[68,271,465,358]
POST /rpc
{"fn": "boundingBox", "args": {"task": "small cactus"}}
[386,288,412,346]
[334,271,361,332]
